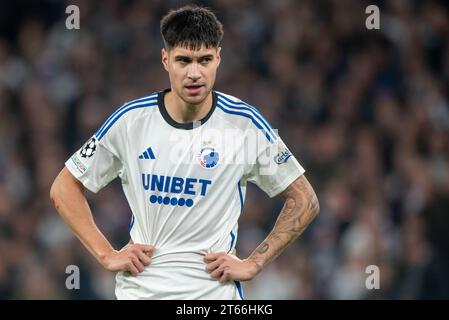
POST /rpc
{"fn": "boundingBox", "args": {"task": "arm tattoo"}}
[249,175,320,272]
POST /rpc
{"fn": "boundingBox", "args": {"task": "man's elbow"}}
[313,196,320,217]
[50,173,62,209]
[50,168,79,210]
[309,192,320,219]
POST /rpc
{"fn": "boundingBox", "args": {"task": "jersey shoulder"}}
[95,92,159,141]
[214,91,278,143]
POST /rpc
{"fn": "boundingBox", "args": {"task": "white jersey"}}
[65,89,305,299]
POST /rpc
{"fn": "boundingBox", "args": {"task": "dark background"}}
[0,0,448,299]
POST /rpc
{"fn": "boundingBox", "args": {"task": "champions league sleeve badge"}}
[79,137,97,158]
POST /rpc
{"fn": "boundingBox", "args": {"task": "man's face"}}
[162,44,221,105]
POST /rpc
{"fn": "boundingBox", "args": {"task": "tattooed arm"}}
[247,175,319,272]
[205,175,319,283]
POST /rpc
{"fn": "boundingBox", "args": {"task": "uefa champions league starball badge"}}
[80,137,97,158]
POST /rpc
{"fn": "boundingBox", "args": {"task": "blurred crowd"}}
[0,0,448,299]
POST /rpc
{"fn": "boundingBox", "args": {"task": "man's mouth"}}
[184,84,205,94]
[185,84,204,89]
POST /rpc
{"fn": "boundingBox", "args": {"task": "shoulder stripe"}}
[95,93,158,138]
[216,93,278,140]
[218,97,277,142]
[217,102,273,143]
[96,101,158,140]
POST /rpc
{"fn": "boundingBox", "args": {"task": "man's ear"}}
[216,47,221,68]
[161,48,169,71]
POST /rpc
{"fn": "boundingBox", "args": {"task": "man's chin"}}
[182,92,209,105]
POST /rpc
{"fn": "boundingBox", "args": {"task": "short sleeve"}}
[246,137,305,198]
[65,134,123,193]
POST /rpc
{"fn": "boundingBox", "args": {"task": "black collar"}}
[158,88,217,130]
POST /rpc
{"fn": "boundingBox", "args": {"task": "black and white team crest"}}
[80,137,97,158]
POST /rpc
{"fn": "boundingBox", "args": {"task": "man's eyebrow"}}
[198,54,214,59]
[174,55,192,60]
[174,54,214,60]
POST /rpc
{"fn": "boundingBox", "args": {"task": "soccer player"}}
[50,5,320,300]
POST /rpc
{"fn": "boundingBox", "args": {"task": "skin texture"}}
[204,175,320,283]
[161,45,221,123]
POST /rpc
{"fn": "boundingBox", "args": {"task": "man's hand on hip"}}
[101,242,154,276]
[204,252,259,283]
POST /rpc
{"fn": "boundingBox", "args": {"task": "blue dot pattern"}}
[149,195,194,207]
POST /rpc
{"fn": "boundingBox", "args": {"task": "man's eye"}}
[201,58,212,64]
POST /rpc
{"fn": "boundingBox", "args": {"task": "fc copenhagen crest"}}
[197,146,219,169]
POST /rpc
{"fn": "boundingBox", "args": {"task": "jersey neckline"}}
[157,88,217,130]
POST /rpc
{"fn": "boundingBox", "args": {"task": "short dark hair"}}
[160,5,224,51]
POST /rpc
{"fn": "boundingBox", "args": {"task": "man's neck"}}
[164,90,213,124]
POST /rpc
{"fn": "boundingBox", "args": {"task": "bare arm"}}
[50,167,154,276]
[205,175,319,283]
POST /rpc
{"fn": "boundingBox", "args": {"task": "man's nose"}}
[187,63,201,81]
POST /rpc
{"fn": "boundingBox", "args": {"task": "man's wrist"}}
[97,247,116,267]
[245,257,263,278]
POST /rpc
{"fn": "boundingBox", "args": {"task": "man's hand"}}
[205,252,259,284]
[101,242,154,276]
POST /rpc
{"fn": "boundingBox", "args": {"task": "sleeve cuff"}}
[65,160,101,194]
[265,169,305,198]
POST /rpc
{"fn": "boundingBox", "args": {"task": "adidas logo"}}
[138,147,156,160]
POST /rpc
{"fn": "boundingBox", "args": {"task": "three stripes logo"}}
[139,147,156,160]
